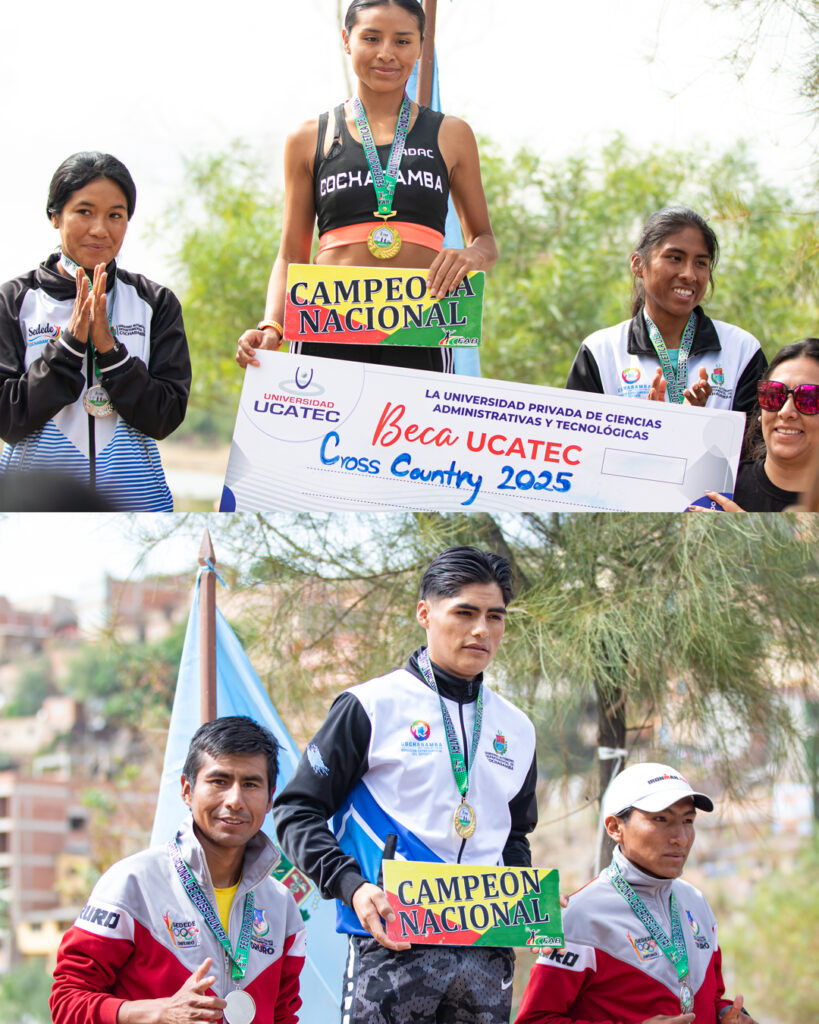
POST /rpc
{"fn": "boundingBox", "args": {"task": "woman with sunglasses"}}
[235,0,496,373]
[696,338,819,511]
[567,206,767,412]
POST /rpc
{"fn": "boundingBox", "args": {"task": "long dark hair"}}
[344,0,425,38]
[743,338,819,460]
[47,152,137,221]
[631,206,719,317]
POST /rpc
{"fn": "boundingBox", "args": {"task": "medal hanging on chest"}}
[224,989,256,1024]
[605,861,693,1014]
[679,978,695,1014]
[643,310,697,405]
[83,383,114,418]
[168,842,256,1022]
[60,250,117,418]
[351,94,411,260]
[417,648,483,840]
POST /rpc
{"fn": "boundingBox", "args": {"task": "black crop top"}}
[313,103,450,236]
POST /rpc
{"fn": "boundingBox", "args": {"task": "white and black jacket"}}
[273,649,538,936]
[567,308,767,415]
[0,253,190,509]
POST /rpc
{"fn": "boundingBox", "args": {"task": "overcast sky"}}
[1,0,814,286]
[0,514,198,626]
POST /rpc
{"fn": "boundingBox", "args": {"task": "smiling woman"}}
[0,151,191,510]
[235,0,497,373]
[709,338,819,511]
[566,205,767,414]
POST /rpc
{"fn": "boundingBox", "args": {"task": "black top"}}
[313,104,449,235]
[734,459,800,511]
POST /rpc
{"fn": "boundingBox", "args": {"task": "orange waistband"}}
[318,222,445,254]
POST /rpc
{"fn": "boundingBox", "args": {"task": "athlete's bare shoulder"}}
[288,116,323,152]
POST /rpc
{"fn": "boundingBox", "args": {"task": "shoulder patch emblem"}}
[306,743,330,776]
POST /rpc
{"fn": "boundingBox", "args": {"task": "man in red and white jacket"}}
[516,763,757,1024]
[51,716,305,1024]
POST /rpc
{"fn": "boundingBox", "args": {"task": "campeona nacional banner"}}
[283,265,483,348]
[219,352,745,513]
[382,862,563,949]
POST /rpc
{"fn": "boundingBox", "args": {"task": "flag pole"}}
[418,0,438,107]
[198,529,218,724]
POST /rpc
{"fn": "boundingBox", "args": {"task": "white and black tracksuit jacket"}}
[567,308,767,415]
[273,649,538,936]
[0,253,190,509]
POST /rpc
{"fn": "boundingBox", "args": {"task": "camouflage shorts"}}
[341,935,516,1024]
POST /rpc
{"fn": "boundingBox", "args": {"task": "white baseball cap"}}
[602,762,714,819]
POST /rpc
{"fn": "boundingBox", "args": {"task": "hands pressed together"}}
[68,264,117,354]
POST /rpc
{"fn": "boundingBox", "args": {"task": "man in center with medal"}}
[274,546,538,1023]
[50,717,305,1024]
[515,762,758,1024]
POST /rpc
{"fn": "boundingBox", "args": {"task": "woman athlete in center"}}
[236,0,497,373]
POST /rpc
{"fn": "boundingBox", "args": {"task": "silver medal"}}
[224,989,255,1024]
[679,977,694,1014]
[83,384,113,418]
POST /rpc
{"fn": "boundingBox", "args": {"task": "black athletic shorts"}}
[341,935,516,1024]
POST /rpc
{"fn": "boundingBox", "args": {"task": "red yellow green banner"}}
[283,265,484,347]
[382,861,563,948]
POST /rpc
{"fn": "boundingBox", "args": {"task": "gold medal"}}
[453,801,477,839]
[679,978,694,1014]
[83,384,113,418]
[367,221,402,260]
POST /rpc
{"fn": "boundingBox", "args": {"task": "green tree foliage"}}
[0,961,53,1024]
[158,148,286,440]
[479,135,819,387]
[715,837,819,1022]
[165,138,817,442]
[2,656,52,717]
[148,513,819,806]
[59,621,186,727]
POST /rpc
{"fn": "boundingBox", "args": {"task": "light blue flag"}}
[406,13,482,378]
[151,567,346,1020]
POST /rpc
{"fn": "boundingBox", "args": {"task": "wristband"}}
[257,320,283,336]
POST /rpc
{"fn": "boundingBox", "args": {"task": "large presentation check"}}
[219,352,745,512]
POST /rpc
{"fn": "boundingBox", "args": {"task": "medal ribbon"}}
[169,841,255,983]
[351,94,411,218]
[643,310,697,404]
[417,648,483,802]
[605,861,689,983]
